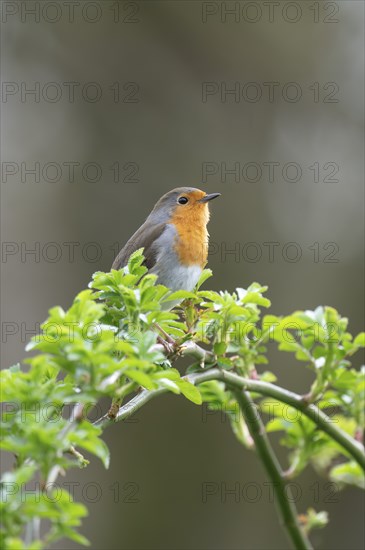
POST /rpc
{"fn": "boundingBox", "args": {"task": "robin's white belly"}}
[159,264,202,291]
[154,264,202,310]
[150,224,203,292]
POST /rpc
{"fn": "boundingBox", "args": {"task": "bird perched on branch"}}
[112,187,220,292]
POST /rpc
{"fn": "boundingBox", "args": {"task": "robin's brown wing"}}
[111,222,167,271]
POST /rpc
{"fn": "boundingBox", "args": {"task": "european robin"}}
[112,187,220,293]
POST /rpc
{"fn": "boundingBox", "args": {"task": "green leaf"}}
[196,269,213,289]
[125,369,156,390]
[260,371,277,383]
[217,357,234,369]
[266,418,286,433]
[214,342,227,355]
[354,332,365,347]
[236,288,271,308]
[176,379,202,405]
[157,378,181,394]
[330,461,365,489]
[198,290,220,302]
[163,290,196,302]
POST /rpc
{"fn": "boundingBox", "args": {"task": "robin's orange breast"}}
[170,202,210,268]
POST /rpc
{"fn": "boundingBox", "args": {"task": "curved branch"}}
[95,369,365,472]
[218,370,365,472]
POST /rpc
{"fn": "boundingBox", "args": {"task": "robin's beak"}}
[199,193,221,203]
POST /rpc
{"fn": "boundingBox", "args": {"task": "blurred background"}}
[1,1,364,548]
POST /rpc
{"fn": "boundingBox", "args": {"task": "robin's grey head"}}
[148,187,221,224]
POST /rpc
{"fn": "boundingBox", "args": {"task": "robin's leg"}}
[151,323,177,356]
[156,334,175,356]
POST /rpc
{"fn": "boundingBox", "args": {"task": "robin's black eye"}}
[178,196,189,205]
